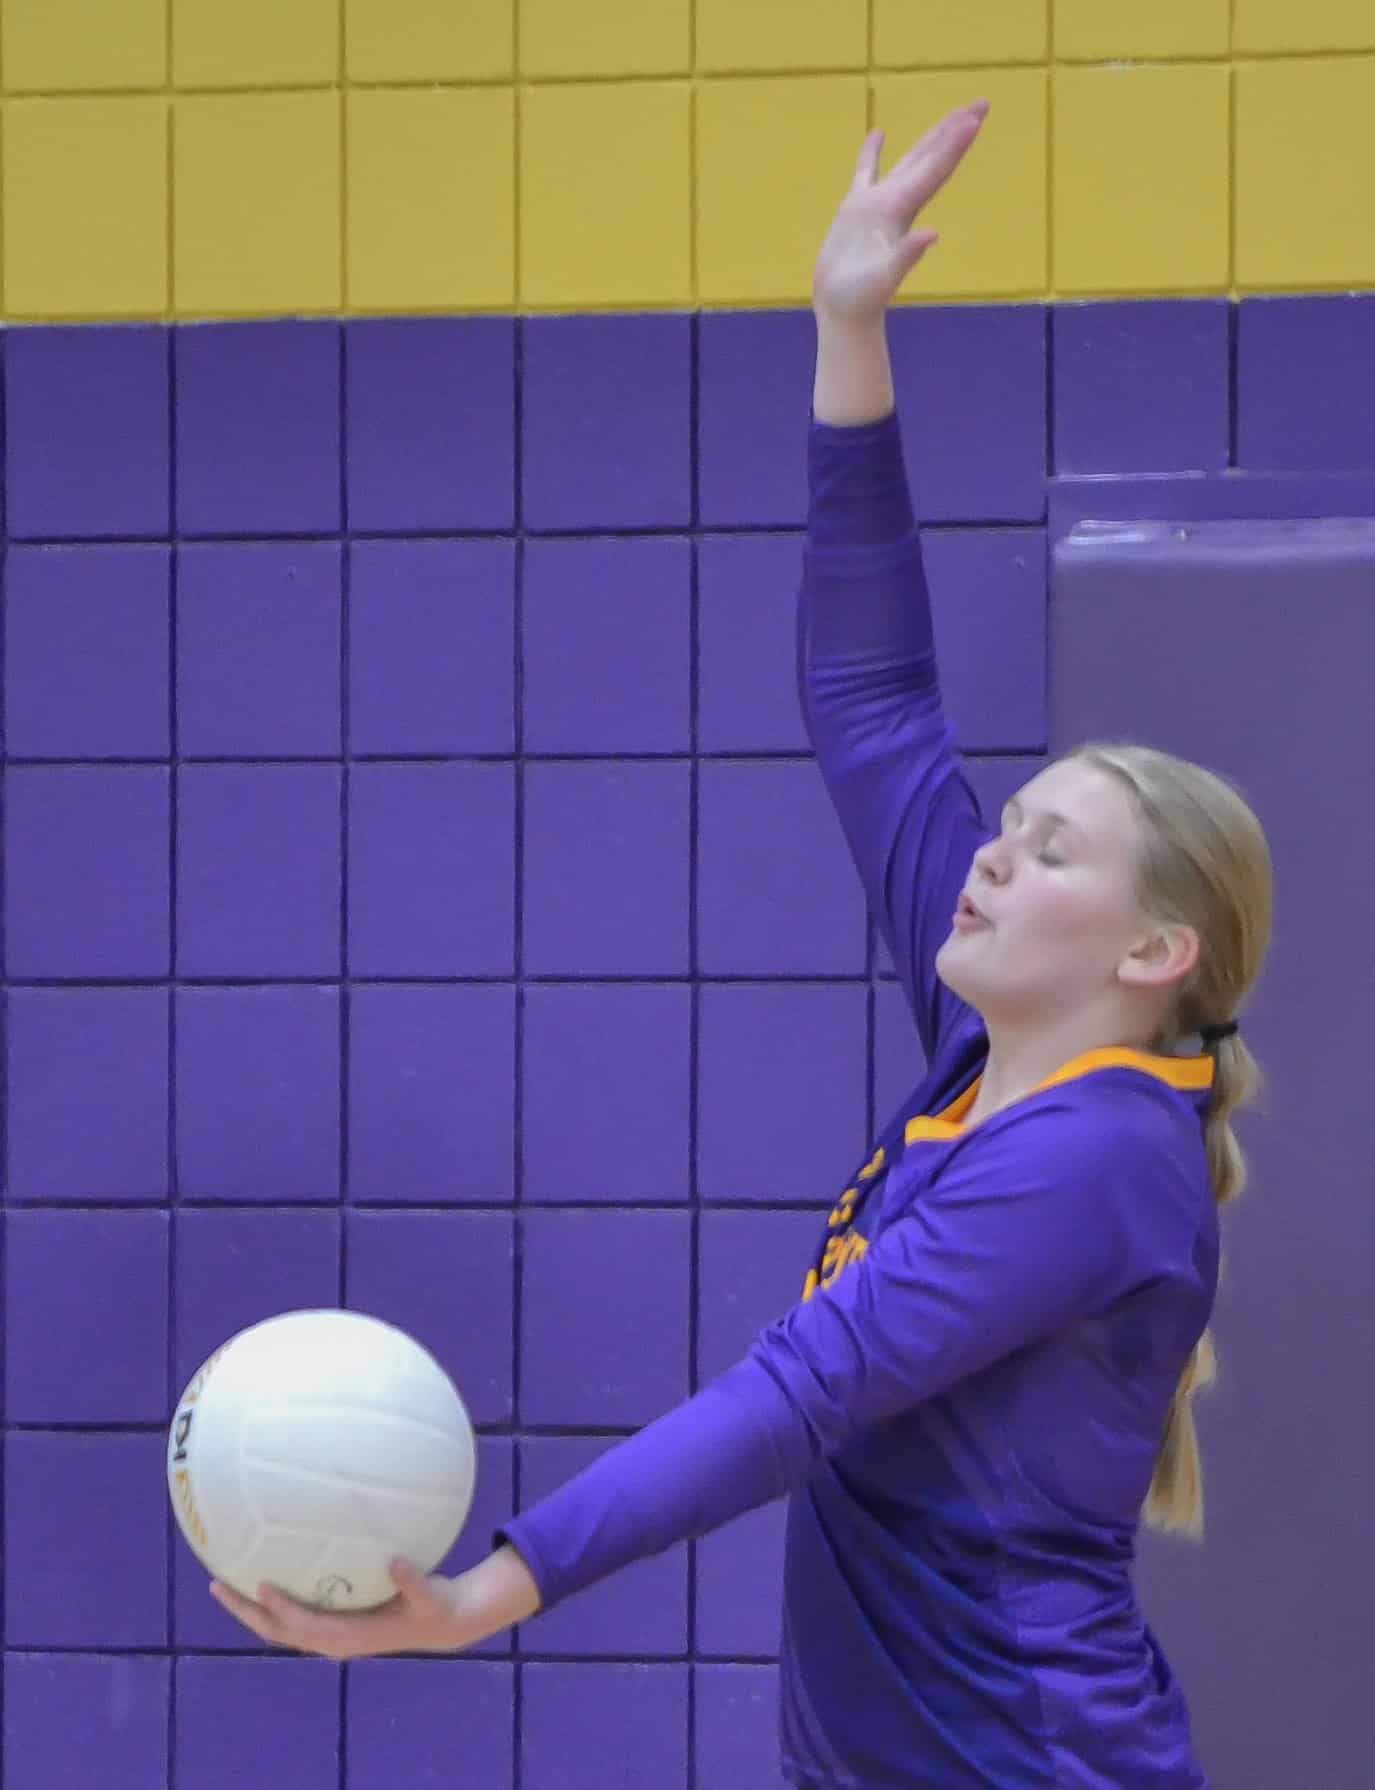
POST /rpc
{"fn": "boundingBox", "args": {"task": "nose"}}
[972,836,1009,883]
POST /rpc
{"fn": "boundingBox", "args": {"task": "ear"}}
[1116,922,1200,993]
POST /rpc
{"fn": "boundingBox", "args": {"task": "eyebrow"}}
[1002,795,1084,840]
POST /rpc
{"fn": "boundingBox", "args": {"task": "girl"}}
[217,102,1273,1789]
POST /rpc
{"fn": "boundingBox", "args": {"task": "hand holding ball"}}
[167,1310,477,1612]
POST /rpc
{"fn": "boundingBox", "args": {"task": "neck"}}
[966,1008,1167,1124]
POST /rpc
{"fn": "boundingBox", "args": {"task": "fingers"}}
[209,1579,290,1648]
[389,1558,438,1608]
[888,101,988,211]
[893,100,988,176]
[894,229,940,279]
[850,128,884,191]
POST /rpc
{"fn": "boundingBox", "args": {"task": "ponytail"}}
[1144,1030,1265,1536]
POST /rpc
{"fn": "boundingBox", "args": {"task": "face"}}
[935,757,1182,1028]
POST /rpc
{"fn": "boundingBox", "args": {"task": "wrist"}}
[813,305,888,343]
[444,1545,543,1650]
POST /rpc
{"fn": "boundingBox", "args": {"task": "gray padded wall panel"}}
[1053,518,1375,1790]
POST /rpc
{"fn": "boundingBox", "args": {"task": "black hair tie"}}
[1199,1020,1239,1046]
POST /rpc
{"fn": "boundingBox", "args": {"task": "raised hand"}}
[813,101,989,325]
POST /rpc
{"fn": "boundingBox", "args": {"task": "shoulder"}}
[980,1063,1205,1156]
[966,1072,1213,1244]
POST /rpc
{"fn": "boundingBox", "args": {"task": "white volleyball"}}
[167,1309,477,1612]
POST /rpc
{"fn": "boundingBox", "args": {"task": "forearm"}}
[812,312,895,428]
[488,1361,801,1614]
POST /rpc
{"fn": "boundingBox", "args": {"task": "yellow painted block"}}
[518,0,689,76]
[696,0,866,73]
[1235,0,1375,53]
[4,98,167,316]
[3,0,165,91]
[1053,65,1229,295]
[871,70,1047,299]
[697,76,867,304]
[347,88,514,311]
[346,0,512,82]
[174,93,340,316]
[1236,58,1375,288]
[1054,0,1228,58]
[521,82,690,308]
[173,0,338,87]
[874,0,1048,67]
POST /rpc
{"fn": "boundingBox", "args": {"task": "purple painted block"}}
[522,983,691,1203]
[696,1209,820,1383]
[349,539,516,756]
[445,1434,515,1580]
[5,1433,166,1647]
[176,986,341,1201]
[518,1437,688,1655]
[6,988,169,1201]
[698,761,866,974]
[699,310,813,527]
[697,533,809,753]
[177,543,342,756]
[348,1660,515,1790]
[5,1209,168,1422]
[890,304,1046,522]
[348,764,515,976]
[697,984,865,1203]
[177,764,341,977]
[346,1211,514,1424]
[175,322,341,535]
[522,1663,688,1790]
[523,314,691,530]
[964,756,1043,829]
[5,766,170,977]
[694,1664,784,1789]
[520,1210,690,1427]
[1237,295,1375,472]
[1053,300,1229,475]
[345,316,515,531]
[523,762,690,975]
[696,1500,786,1657]
[4,324,169,538]
[523,537,691,753]
[172,1207,340,1392]
[4,1655,171,1790]
[701,309,809,522]
[348,985,515,1203]
[174,1657,340,1790]
[173,1543,259,1653]
[922,528,1046,753]
[4,545,170,758]
[874,977,926,1126]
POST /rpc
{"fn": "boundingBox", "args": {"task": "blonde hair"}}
[1067,741,1274,1539]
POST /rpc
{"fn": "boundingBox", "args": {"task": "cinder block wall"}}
[3,5,1373,1787]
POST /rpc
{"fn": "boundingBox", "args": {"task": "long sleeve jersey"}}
[498,412,1219,1790]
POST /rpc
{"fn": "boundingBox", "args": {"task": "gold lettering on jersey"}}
[802,1231,869,1302]
[827,1186,859,1229]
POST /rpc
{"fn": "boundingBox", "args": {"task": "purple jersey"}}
[499,412,1217,1788]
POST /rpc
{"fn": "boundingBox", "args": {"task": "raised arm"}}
[802,107,995,1064]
